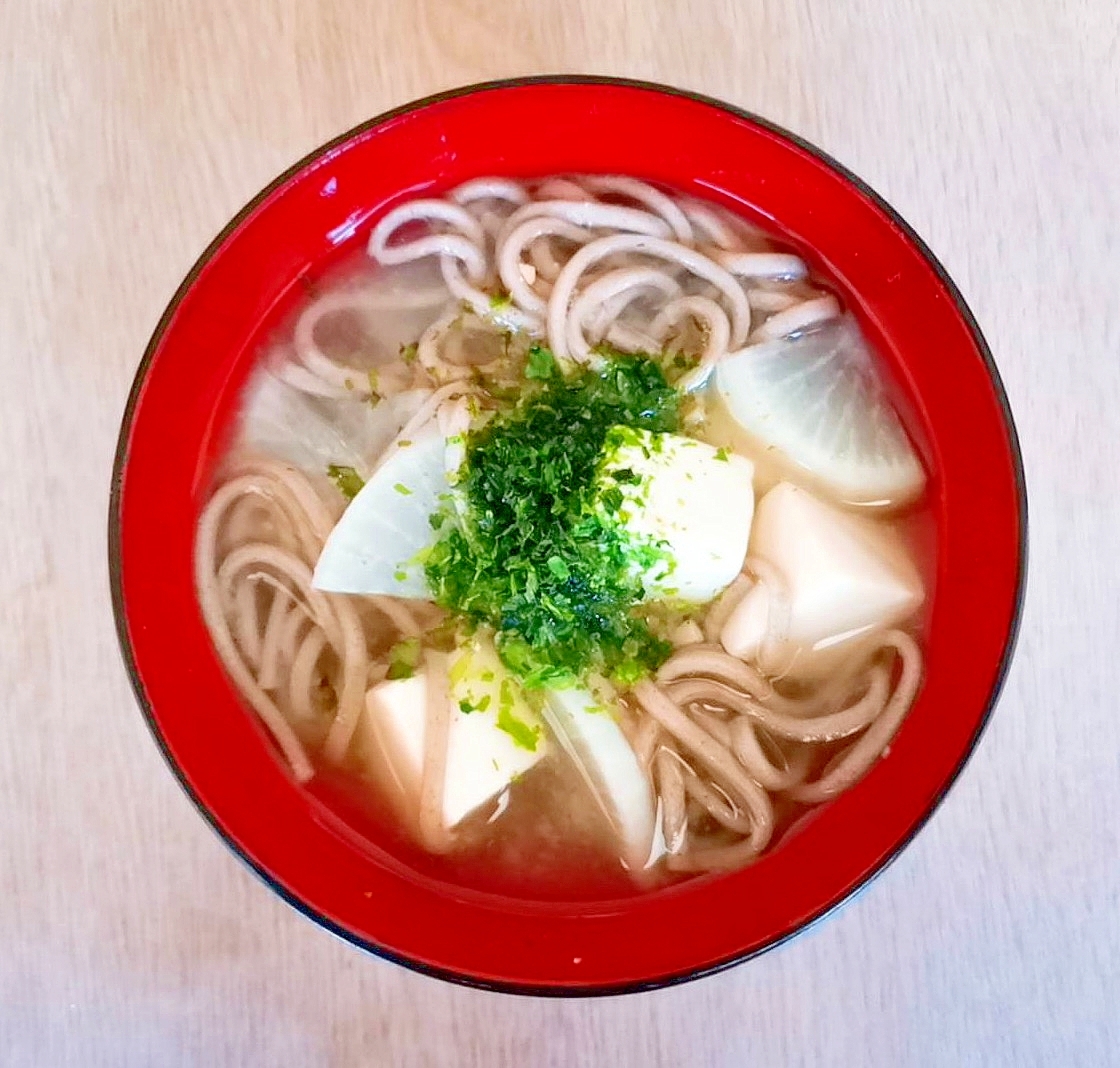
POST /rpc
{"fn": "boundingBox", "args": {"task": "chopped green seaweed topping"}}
[326,464,365,501]
[489,290,513,310]
[496,705,541,751]
[386,638,422,680]
[424,347,679,688]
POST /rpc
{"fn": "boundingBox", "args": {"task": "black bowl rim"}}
[109,73,1029,998]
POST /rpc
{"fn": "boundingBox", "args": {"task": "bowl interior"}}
[112,78,1024,993]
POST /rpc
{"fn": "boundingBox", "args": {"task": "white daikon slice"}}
[542,682,657,870]
[712,316,925,506]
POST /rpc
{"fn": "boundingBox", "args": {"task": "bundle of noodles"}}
[360,174,840,396]
[193,457,428,781]
[629,592,922,872]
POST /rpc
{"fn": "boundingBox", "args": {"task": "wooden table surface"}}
[3,2,1117,1065]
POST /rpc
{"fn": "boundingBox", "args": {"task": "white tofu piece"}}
[359,672,427,812]
[722,482,924,673]
[360,635,548,840]
[542,682,657,871]
[593,427,755,602]
[312,423,450,599]
[442,633,549,827]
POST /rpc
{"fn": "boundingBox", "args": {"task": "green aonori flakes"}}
[386,637,422,680]
[496,704,542,751]
[425,349,679,688]
[524,343,557,381]
[326,464,365,501]
[489,290,513,310]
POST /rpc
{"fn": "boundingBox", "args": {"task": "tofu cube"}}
[360,633,548,839]
[593,427,755,603]
[723,481,924,676]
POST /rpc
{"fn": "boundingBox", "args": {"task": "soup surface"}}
[195,175,933,899]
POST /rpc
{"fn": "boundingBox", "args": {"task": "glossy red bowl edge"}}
[109,76,1028,995]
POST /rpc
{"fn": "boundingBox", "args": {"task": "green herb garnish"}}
[547,556,571,581]
[525,344,557,380]
[457,693,493,714]
[496,705,541,751]
[424,349,678,687]
[489,290,513,310]
[326,464,364,501]
[386,638,422,680]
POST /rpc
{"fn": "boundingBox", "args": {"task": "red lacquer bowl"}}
[110,77,1026,994]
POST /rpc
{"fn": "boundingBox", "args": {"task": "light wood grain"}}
[2,1,1118,1065]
